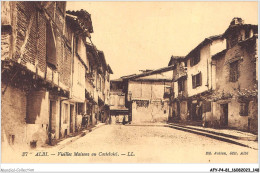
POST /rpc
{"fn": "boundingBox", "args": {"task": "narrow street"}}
[19,124,256,163]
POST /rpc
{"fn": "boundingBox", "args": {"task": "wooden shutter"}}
[192,75,195,89]
[46,22,57,68]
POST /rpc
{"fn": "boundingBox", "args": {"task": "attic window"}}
[190,51,200,67]
[46,22,57,68]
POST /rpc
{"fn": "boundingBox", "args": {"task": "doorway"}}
[70,104,74,133]
[191,103,197,120]
[49,100,56,145]
[177,102,180,118]
[220,104,228,127]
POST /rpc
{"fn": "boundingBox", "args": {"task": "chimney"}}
[230,17,244,26]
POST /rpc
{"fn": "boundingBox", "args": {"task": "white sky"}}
[67,1,258,79]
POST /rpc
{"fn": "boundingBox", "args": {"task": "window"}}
[190,51,200,66]
[136,100,149,108]
[77,103,84,115]
[230,61,239,82]
[46,22,57,68]
[178,79,185,92]
[240,102,249,116]
[192,72,202,88]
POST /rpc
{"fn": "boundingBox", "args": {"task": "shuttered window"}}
[192,72,202,88]
[46,22,57,68]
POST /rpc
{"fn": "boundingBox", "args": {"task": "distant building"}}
[123,70,172,124]
[109,79,129,124]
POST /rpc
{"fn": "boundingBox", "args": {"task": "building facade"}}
[1,2,113,150]
[168,18,258,134]
[124,72,172,124]
[109,79,129,124]
[210,18,258,133]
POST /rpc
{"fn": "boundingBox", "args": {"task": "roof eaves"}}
[186,34,223,58]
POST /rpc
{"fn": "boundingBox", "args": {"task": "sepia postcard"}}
[0,1,259,172]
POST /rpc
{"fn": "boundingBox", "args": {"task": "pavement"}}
[38,123,106,151]
[4,124,258,163]
[127,122,258,150]
[21,124,258,163]
[38,121,258,151]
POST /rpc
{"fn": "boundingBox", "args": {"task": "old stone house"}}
[168,18,258,134]
[210,18,258,133]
